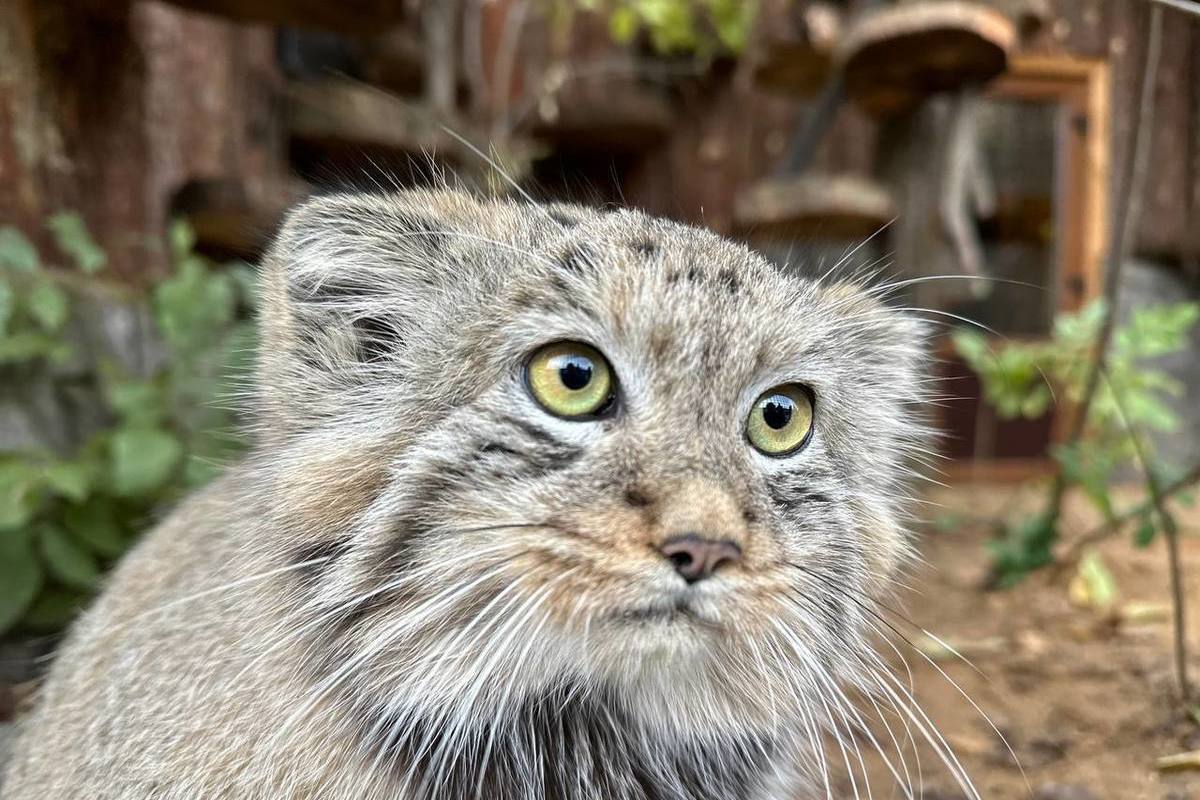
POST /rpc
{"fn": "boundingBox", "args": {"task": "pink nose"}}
[658,535,742,583]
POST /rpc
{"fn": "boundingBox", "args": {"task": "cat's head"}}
[256,189,929,744]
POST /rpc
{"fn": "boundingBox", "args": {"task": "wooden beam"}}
[154,0,409,33]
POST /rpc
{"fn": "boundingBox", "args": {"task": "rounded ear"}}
[255,190,483,442]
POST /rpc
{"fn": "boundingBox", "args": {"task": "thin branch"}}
[939,91,988,283]
[777,72,845,175]
[422,0,461,117]
[1060,460,1200,563]
[1040,0,1164,532]
[1102,357,1190,699]
[490,0,531,142]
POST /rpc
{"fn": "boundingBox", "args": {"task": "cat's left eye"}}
[746,384,814,456]
[526,341,615,420]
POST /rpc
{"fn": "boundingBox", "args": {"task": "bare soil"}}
[846,483,1200,800]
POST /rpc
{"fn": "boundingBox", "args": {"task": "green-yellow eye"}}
[746,384,814,456]
[526,342,614,419]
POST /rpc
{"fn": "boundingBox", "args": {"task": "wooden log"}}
[733,173,895,240]
[838,1,1017,116]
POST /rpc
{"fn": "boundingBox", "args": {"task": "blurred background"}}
[1,0,1199,796]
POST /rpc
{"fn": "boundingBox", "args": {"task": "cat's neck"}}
[361,684,780,800]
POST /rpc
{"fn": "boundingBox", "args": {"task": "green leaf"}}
[0,227,39,272]
[609,6,639,42]
[1072,549,1118,611]
[47,212,106,274]
[63,498,128,559]
[227,261,259,306]
[153,257,236,353]
[38,524,100,590]
[0,460,43,530]
[0,531,42,633]
[27,278,70,332]
[0,278,14,333]
[42,460,93,502]
[168,219,197,262]
[21,586,88,631]
[106,378,167,425]
[0,330,73,364]
[1133,512,1157,548]
[109,426,183,496]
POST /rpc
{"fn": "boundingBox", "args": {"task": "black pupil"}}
[762,396,794,430]
[558,356,593,391]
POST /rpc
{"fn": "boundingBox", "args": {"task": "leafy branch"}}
[0,217,254,636]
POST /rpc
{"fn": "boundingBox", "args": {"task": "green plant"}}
[0,216,254,635]
[548,0,759,54]
[952,299,1200,585]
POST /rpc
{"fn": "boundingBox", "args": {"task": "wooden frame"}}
[945,55,1110,483]
[989,55,1109,316]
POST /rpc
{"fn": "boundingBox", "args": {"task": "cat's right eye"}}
[746,384,814,456]
[525,341,615,420]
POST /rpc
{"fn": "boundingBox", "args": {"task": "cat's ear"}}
[255,191,477,441]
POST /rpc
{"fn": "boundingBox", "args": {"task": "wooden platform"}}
[734,174,895,240]
[838,1,1016,116]
[531,86,674,153]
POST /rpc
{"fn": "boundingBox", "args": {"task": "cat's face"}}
[260,190,927,743]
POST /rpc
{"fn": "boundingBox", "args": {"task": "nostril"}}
[658,535,742,583]
[710,545,740,573]
[668,550,695,571]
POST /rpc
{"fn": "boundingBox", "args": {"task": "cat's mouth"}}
[609,596,721,630]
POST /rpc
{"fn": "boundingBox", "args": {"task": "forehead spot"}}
[557,244,594,275]
[632,238,657,257]
[548,210,580,228]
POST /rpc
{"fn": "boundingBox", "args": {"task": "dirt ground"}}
[846,483,1200,800]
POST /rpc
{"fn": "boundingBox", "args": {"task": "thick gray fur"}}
[4,189,938,799]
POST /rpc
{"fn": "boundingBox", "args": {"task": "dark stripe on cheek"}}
[766,479,832,512]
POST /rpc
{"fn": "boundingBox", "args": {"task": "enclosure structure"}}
[1,0,1198,465]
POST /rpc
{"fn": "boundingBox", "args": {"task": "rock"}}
[1034,784,1099,800]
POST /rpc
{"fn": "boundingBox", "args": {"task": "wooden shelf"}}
[157,0,409,33]
[172,179,310,259]
[531,86,674,153]
[838,1,1016,116]
[285,79,541,185]
[751,0,841,96]
[360,28,426,96]
[734,174,895,240]
[287,80,456,160]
